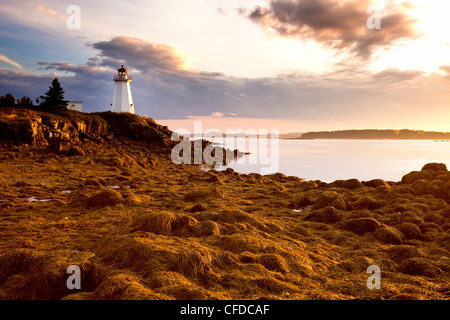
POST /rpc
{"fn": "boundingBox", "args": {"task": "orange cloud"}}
[91,36,197,73]
[36,5,64,19]
[0,53,23,70]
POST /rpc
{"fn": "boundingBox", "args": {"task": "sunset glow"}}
[370,0,450,73]
[0,0,449,132]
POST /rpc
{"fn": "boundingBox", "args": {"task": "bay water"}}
[212,139,450,182]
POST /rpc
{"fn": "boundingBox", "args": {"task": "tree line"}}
[301,129,450,139]
[0,78,68,113]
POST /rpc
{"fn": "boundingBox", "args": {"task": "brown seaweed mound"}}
[0,109,449,300]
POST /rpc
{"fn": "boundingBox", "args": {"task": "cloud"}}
[37,61,109,78]
[243,0,419,57]
[370,68,423,85]
[1,35,450,131]
[210,111,224,118]
[217,7,229,16]
[91,36,197,73]
[84,36,247,115]
[36,5,64,19]
[0,53,23,70]
[440,65,450,75]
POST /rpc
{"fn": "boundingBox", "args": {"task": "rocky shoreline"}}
[0,110,448,300]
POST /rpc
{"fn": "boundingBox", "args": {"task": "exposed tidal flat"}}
[0,109,449,300]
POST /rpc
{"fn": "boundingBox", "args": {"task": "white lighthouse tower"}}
[111,65,135,114]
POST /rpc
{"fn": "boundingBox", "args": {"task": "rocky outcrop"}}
[0,109,240,165]
[0,109,174,149]
[400,162,450,202]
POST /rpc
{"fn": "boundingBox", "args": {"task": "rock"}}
[191,221,221,237]
[189,203,207,213]
[0,178,8,189]
[419,222,442,233]
[256,254,289,273]
[424,212,444,225]
[421,163,447,172]
[265,172,287,181]
[343,179,365,189]
[224,168,235,175]
[285,176,303,183]
[337,218,381,235]
[337,256,376,273]
[14,181,30,187]
[401,171,435,184]
[312,191,347,211]
[298,180,318,191]
[65,146,85,156]
[206,174,220,183]
[389,294,422,300]
[387,187,415,200]
[384,245,426,264]
[120,189,140,205]
[356,196,384,210]
[86,189,123,208]
[97,178,107,187]
[411,179,428,195]
[400,258,442,278]
[184,187,225,202]
[247,173,263,181]
[441,206,450,221]
[329,179,364,190]
[0,249,102,299]
[69,194,89,207]
[288,195,313,209]
[108,156,125,167]
[303,206,343,224]
[119,170,132,177]
[362,179,391,189]
[0,110,177,150]
[396,222,422,240]
[0,116,48,146]
[374,226,404,244]
[375,185,391,193]
[84,178,103,187]
[95,155,125,167]
[115,175,129,182]
[128,211,198,236]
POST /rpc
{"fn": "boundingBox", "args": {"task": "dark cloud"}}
[243,0,419,57]
[38,62,109,78]
[370,68,423,85]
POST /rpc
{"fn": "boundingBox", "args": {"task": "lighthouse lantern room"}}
[111,65,135,114]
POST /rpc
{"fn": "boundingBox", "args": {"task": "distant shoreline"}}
[281,138,450,141]
[281,129,450,140]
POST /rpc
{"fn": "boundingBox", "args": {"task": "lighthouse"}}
[111,65,135,114]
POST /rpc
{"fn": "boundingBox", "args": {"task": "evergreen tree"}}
[16,96,34,108]
[40,78,68,112]
[0,93,16,107]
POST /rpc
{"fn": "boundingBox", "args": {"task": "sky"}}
[0,0,449,133]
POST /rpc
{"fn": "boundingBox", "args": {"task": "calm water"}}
[211,139,450,182]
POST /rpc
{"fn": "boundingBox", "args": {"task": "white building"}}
[67,101,83,112]
[111,65,135,114]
